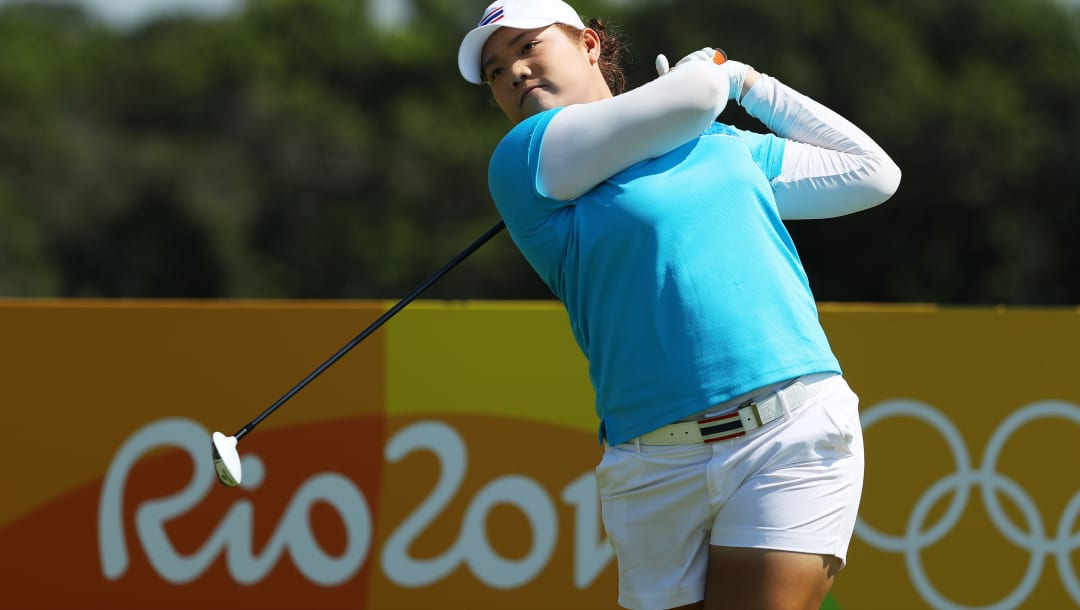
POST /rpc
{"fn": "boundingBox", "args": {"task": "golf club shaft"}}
[233,220,507,441]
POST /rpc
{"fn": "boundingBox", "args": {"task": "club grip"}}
[713,49,727,65]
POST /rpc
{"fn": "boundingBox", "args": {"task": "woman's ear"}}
[581,28,602,64]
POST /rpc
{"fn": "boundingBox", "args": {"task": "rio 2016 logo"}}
[94,399,1080,609]
[98,418,614,597]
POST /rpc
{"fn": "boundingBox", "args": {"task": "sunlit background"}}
[0,0,1078,303]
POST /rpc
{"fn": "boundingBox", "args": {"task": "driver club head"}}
[211,432,242,487]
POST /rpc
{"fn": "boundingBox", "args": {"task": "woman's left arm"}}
[738,69,902,219]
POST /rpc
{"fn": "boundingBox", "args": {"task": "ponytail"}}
[586,18,627,95]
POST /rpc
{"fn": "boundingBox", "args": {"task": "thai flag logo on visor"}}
[479,6,505,26]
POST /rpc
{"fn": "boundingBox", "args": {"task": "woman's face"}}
[480,24,608,124]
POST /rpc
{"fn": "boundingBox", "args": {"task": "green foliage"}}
[0,0,1077,303]
[624,0,1080,304]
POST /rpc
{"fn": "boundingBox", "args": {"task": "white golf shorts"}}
[594,373,865,610]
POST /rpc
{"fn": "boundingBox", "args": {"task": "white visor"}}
[458,0,586,84]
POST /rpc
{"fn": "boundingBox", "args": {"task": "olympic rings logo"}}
[856,399,1080,610]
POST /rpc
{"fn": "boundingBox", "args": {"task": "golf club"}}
[211,220,507,487]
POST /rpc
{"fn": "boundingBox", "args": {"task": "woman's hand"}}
[656,47,758,102]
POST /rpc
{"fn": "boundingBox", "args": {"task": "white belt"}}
[636,380,809,445]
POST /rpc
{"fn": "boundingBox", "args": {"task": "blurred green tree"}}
[0,0,1077,303]
[621,0,1080,304]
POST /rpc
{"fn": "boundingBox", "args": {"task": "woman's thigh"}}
[704,546,840,610]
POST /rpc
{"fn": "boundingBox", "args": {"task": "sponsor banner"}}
[0,301,1078,609]
[0,300,387,608]
[822,305,1080,610]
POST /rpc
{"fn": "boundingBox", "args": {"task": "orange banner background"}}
[1,300,1078,609]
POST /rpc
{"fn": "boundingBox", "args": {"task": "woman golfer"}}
[458,1,901,608]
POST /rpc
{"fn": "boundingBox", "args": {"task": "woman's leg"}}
[701,375,864,610]
[703,547,840,610]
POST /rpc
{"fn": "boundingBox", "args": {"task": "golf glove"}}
[656,47,751,103]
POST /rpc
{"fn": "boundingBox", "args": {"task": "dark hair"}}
[557,17,627,95]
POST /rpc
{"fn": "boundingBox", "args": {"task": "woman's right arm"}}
[538,61,730,201]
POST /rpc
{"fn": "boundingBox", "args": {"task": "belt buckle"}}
[742,395,784,433]
[738,400,762,432]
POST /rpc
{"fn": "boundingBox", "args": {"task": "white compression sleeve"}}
[538,61,729,202]
[740,74,902,219]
